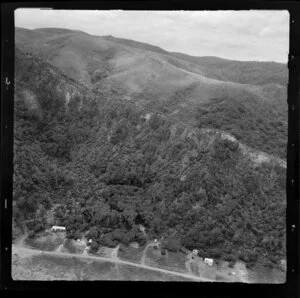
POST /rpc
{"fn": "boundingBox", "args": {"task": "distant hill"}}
[14,27,288,158]
[102,35,169,55]
[33,27,88,35]
[171,52,288,86]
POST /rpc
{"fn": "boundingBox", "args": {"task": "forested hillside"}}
[196,94,287,159]
[13,27,287,270]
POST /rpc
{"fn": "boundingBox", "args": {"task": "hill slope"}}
[171,52,288,86]
[13,27,287,271]
[15,27,288,158]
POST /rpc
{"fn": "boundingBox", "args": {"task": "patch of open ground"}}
[12,246,195,281]
[118,245,145,264]
[247,264,286,284]
[13,233,285,283]
[145,247,187,274]
[81,260,119,280]
[90,246,114,258]
[214,261,241,282]
[190,261,200,276]
[118,264,194,281]
[214,260,286,283]
[62,239,85,254]
[12,252,118,281]
[24,231,65,251]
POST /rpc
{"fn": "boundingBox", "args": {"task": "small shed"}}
[192,249,199,256]
[204,258,214,266]
[51,226,66,232]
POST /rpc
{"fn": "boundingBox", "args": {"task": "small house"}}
[204,258,214,266]
[88,239,93,244]
[51,226,66,232]
[192,249,199,256]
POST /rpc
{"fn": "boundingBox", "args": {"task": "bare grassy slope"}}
[15,27,286,108]
[15,27,287,158]
[171,52,288,86]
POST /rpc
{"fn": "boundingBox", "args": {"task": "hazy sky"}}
[15,9,289,63]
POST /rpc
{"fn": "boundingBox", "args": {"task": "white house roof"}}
[204,258,214,265]
[51,226,66,229]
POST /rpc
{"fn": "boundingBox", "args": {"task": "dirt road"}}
[111,244,119,260]
[111,245,120,279]
[12,244,213,282]
[185,253,194,275]
[141,241,157,266]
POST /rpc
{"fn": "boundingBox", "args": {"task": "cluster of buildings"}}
[51,226,214,267]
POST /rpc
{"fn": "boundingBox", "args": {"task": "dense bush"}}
[13,49,286,270]
[161,237,181,252]
[196,96,287,159]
